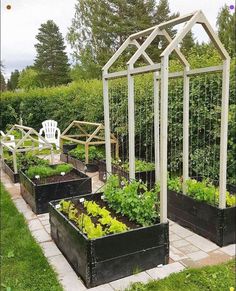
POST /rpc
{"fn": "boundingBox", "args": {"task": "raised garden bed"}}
[98,159,155,188]
[1,159,19,183]
[167,180,236,246]
[20,166,92,214]
[49,192,169,288]
[67,155,99,172]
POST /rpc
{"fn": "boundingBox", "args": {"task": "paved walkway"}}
[1,168,235,291]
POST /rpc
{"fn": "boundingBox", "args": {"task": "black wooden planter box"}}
[20,168,92,214]
[67,155,99,173]
[98,160,155,188]
[167,190,236,246]
[62,143,77,154]
[49,193,169,288]
[1,160,19,183]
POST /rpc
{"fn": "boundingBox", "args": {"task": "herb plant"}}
[112,159,155,172]
[26,163,73,179]
[69,145,104,162]
[167,176,236,208]
[103,175,159,226]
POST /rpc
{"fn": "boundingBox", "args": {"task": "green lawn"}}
[0,184,63,291]
[126,260,235,291]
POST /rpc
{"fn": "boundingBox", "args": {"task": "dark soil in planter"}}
[1,160,19,183]
[32,171,80,185]
[98,160,155,188]
[20,168,92,214]
[49,193,169,288]
[168,190,236,246]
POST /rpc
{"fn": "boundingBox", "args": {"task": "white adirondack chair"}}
[0,130,16,148]
[38,120,61,149]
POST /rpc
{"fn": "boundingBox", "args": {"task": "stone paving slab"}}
[185,234,219,252]
[1,167,235,291]
[110,271,152,291]
[146,262,185,280]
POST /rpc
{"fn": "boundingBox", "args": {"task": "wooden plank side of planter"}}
[2,160,19,183]
[60,153,68,163]
[20,169,92,214]
[49,194,169,288]
[221,206,236,246]
[67,156,86,172]
[49,205,91,285]
[167,190,236,246]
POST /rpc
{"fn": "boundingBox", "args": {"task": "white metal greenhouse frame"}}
[102,10,230,223]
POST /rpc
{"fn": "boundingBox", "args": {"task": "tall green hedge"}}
[1,60,235,184]
[1,80,103,131]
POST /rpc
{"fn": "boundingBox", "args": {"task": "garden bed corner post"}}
[103,71,112,176]
[127,63,135,180]
[219,58,230,209]
[160,55,169,224]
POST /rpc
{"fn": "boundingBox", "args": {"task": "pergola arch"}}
[102,10,230,223]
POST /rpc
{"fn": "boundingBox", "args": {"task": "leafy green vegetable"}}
[69,145,104,161]
[58,198,128,239]
[112,159,155,172]
[26,163,73,179]
[103,175,159,226]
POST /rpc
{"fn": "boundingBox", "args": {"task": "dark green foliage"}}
[34,20,71,86]
[217,5,235,58]
[1,72,6,92]
[125,260,235,291]
[25,163,73,179]
[0,184,63,290]
[69,145,104,161]
[112,159,155,172]
[7,70,20,91]
[103,175,159,226]
[67,0,178,79]
[5,153,49,171]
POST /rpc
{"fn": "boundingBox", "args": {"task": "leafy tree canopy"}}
[216,5,235,58]
[67,0,179,80]
[34,20,71,87]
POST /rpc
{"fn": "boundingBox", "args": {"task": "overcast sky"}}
[1,0,233,79]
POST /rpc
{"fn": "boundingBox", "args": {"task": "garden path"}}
[1,156,235,291]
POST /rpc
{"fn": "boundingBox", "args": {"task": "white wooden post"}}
[154,72,160,182]
[219,59,230,209]
[183,66,190,193]
[13,150,18,174]
[128,65,135,180]
[103,73,112,175]
[160,56,169,223]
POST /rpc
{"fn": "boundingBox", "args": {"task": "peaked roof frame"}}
[0,124,54,174]
[102,11,231,223]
